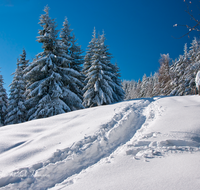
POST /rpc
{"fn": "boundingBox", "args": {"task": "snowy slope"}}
[0,96,200,190]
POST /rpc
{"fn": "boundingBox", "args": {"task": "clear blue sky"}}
[0,0,199,93]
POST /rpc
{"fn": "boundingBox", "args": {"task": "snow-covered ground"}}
[0,95,200,190]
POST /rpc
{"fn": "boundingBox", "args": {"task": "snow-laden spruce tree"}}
[170,43,193,96]
[5,52,28,125]
[24,6,84,120]
[122,80,137,100]
[83,31,115,107]
[59,18,84,100]
[70,34,84,73]
[188,38,200,94]
[0,71,8,126]
[110,62,125,101]
[68,34,85,100]
[152,72,159,97]
[158,54,172,95]
[135,79,142,98]
[140,74,148,97]
[146,73,154,98]
[58,17,72,58]
[83,30,124,107]
[99,32,124,102]
[82,28,97,78]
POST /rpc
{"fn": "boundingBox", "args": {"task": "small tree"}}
[152,72,159,97]
[5,54,28,125]
[111,63,125,102]
[0,71,8,126]
[158,54,172,95]
[140,74,148,97]
[146,73,154,98]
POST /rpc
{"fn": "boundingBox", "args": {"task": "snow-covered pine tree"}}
[82,28,97,79]
[110,62,125,101]
[135,79,142,98]
[170,43,193,96]
[180,44,192,95]
[146,73,154,98]
[170,55,184,96]
[158,54,172,95]
[70,34,84,73]
[122,80,130,100]
[83,32,115,107]
[152,72,159,97]
[24,6,84,120]
[123,80,136,100]
[189,38,200,63]
[59,18,84,100]
[140,74,148,97]
[59,17,72,57]
[5,54,28,125]
[0,71,8,126]
[99,33,124,102]
[20,49,29,71]
[188,38,200,94]
[69,34,85,100]
[20,49,30,100]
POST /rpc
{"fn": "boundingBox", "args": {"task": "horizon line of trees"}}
[0,5,124,126]
[122,37,200,100]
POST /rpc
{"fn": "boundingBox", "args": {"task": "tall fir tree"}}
[58,17,72,58]
[69,34,85,100]
[70,34,84,73]
[0,71,8,126]
[82,28,97,79]
[99,33,124,102]
[83,31,115,107]
[5,52,28,125]
[59,18,84,101]
[24,6,84,120]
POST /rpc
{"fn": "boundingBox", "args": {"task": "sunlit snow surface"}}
[0,96,200,190]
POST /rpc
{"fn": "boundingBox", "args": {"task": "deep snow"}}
[0,96,200,190]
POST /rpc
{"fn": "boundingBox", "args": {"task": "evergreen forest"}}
[0,5,200,126]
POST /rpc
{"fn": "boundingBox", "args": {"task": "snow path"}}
[123,96,200,161]
[50,96,200,190]
[0,99,152,189]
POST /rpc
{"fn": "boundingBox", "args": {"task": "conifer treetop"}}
[37,5,59,55]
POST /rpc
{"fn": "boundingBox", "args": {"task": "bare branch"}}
[174,0,200,38]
